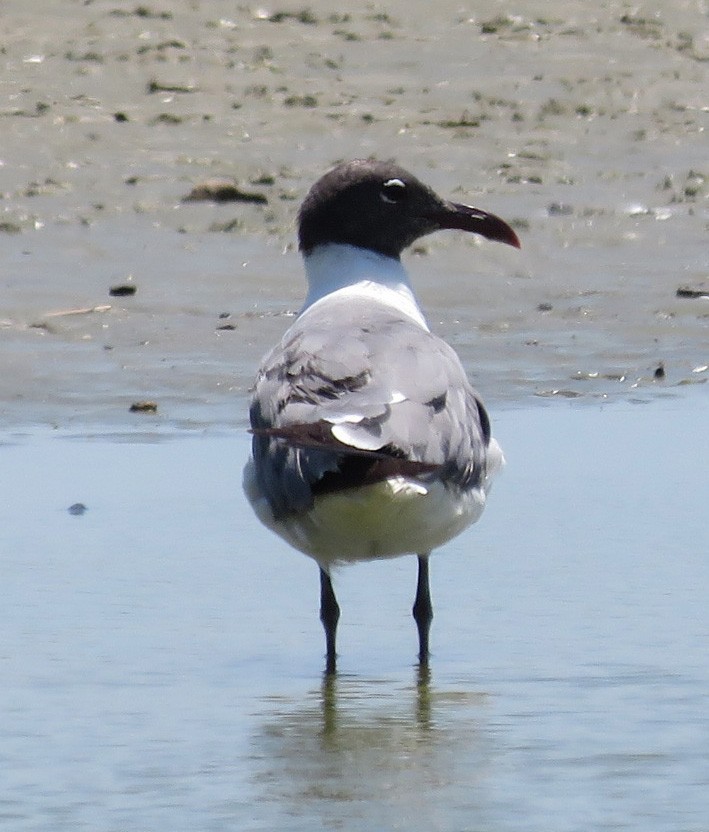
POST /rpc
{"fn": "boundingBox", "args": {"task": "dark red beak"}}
[437,202,521,249]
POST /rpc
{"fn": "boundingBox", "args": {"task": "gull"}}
[243,159,520,671]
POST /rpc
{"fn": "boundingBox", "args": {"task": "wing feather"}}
[249,297,490,518]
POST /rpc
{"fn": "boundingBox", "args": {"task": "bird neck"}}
[301,243,429,330]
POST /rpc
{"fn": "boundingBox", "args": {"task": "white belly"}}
[244,466,493,569]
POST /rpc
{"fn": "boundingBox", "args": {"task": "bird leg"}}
[319,568,340,674]
[412,554,433,664]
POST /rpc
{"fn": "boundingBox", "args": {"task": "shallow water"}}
[2,391,707,831]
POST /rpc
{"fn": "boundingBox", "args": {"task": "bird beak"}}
[437,202,521,249]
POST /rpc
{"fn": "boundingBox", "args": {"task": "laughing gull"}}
[243,159,520,671]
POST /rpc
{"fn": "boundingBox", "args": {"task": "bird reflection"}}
[414,663,433,731]
[252,664,488,826]
[319,662,433,741]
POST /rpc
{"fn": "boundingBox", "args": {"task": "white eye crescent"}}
[380,178,406,204]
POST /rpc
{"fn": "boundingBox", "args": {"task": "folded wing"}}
[249,297,491,519]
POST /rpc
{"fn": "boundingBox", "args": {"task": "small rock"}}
[151,113,184,125]
[183,179,268,204]
[129,401,158,413]
[676,285,709,299]
[147,79,197,94]
[547,202,573,216]
[109,284,137,297]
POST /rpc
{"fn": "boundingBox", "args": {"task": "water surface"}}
[2,392,707,830]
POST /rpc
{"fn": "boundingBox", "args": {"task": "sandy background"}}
[2,0,707,431]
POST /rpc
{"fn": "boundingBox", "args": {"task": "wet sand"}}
[2,0,707,430]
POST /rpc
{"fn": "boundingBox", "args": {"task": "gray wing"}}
[249,297,491,519]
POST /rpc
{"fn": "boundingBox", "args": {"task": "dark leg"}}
[412,554,433,664]
[319,568,340,674]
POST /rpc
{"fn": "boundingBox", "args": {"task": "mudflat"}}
[2,1,707,430]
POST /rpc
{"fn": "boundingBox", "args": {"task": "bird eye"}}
[380,178,407,204]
